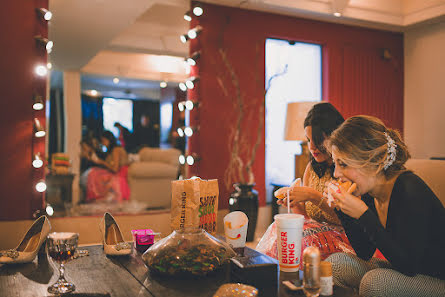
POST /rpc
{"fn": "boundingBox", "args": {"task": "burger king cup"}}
[224,211,248,255]
[274,213,304,272]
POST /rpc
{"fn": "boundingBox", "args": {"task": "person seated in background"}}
[82,130,130,202]
[132,114,156,152]
[114,122,134,152]
[325,115,445,297]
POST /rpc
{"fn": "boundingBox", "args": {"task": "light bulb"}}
[184,127,193,137]
[177,127,184,137]
[32,154,43,168]
[45,204,54,216]
[180,34,189,43]
[193,6,203,17]
[113,77,119,84]
[90,90,98,96]
[333,12,341,17]
[187,57,196,66]
[179,82,187,92]
[178,102,185,112]
[35,65,48,77]
[179,155,186,165]
[186,155,195,165]
[160,81,167,88]
[184,11,192,22]
[185,80,194,89]
[46,62,52,69]
[36,181,47,192]
[46,40,53,52]
[188,29,198,39]
[185,100,194,110]
[33,96,44,110]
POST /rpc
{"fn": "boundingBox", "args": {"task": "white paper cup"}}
[274,213,304,272]
[224,211,248,249]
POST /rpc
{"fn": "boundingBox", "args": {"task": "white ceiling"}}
[48,0,445,88]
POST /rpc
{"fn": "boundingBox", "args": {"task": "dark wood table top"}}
[0,245,357,297]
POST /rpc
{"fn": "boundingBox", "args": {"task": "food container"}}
[142,227,236,276]
[131,229,158,253]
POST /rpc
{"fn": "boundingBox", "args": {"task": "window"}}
[102,98,133,138]
[265,39,322,202]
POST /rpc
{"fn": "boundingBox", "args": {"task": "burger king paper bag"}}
[171,177,219,234]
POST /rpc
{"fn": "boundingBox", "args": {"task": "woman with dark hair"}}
[325,115,445,296]
[259,102,354,260]
[84,130,130,202]
[278,102,345,225]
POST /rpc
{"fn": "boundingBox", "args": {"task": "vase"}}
[229,183,258,242]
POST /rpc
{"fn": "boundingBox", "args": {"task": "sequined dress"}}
[305,165,341,225]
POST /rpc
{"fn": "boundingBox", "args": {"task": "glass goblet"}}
[47,232,79,294]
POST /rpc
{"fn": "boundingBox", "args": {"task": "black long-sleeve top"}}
[335,171,445,280]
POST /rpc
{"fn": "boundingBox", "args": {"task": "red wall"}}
[187,3,403,209]
[0,0,48,220]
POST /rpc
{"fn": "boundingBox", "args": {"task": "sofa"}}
[405,159,445,207]
[128,147,181,209]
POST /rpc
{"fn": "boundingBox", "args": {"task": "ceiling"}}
[48,0,445,96]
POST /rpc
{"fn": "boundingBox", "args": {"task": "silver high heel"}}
[0,215,51,264]
[99,213,131,256]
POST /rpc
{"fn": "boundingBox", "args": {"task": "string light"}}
[160,81,167,88]
[179,155,186,165]
[32,153,44,168]
[185,100,197,110]
[185,76,199,89]
[113,77,120,84]
[177,127,184,137]
[180,34,189,43]
[45,204,54,216]
[178,101,185,111]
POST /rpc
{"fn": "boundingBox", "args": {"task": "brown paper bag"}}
[171,177,219,234]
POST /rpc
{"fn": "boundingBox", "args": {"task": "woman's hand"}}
[277,186,318,208]
[329,185,368,219]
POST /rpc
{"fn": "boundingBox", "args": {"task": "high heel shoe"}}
[100,212,131,256]
[0,215,51,264]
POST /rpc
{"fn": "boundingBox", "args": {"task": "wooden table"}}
[0,245,357,297]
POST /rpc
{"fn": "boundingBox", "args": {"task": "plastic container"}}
[131,229,158,253]
[142,227,236,276]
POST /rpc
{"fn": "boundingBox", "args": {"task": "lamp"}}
[33,95,44,110]
[184,11,192,22]
[34,118,46,137]
[187,26,202,40]
[284,101,317,179]
[185,76,199,89]
[36,8,52,21]
[34,35,53,53]
[192,4,203,16]
[186,51,200,66]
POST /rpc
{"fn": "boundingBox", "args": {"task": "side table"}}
[45,173,75,210]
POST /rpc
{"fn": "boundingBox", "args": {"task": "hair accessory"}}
[383,132,397,170]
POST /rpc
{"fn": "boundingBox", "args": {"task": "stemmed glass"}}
[47,232,79,294]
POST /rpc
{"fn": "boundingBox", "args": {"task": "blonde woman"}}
[326,116,445,297]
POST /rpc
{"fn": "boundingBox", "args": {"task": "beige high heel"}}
[0,215,51,264]
[99,212,131,256]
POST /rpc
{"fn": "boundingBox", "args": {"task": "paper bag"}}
[171,177,219,234]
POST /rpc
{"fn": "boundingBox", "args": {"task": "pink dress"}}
[85,147,130,202]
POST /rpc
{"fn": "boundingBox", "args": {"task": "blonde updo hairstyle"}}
[327,115,410,179]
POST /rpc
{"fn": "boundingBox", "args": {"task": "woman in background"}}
[326,115,445,296]
[84,131,130,202]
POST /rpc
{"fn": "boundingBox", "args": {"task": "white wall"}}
[404,20,445,159]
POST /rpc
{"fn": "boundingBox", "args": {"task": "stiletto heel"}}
[100,212,131,256]
[0,215,51,264]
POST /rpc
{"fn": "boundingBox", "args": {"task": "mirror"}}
[46,0,191,217]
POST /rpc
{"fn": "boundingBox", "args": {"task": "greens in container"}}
[142,227,235,276]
